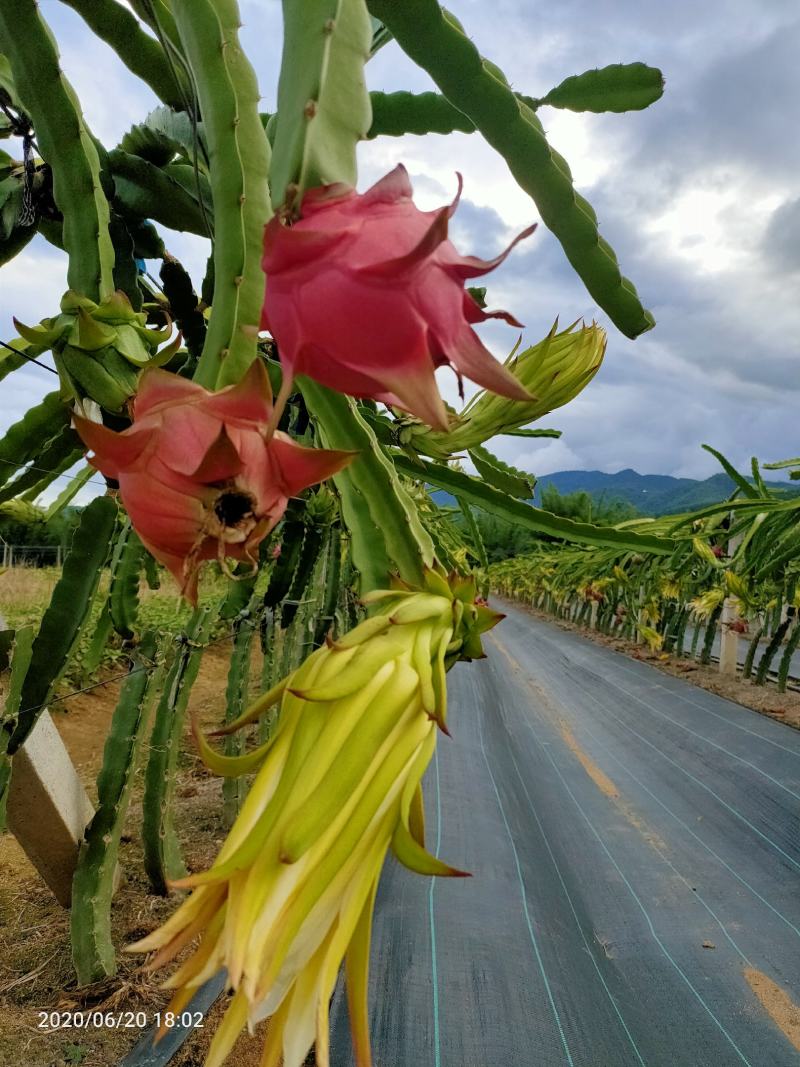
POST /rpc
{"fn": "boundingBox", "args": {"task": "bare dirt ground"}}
[513,601,800,729]
[0,644,268,1067]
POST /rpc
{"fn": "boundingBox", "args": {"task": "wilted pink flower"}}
[261,164,535,431]
[74,361,351,602]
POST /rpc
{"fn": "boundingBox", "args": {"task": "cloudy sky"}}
[2,0,799,487]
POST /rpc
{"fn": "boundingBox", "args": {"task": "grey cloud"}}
[763,198,800,275]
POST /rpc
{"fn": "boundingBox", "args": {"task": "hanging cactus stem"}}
[171,0,273,389]
[0,0,114,299]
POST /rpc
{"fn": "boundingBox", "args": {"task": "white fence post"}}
[719,597,739,676]
[6,711,94,907]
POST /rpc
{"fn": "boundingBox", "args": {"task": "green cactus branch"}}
[171,0,272,389]
[367,89,474,137]
[71,634,165,984]
[109,148,211,236]
[8,495,119,754]
[367,0,654,339]
[270,0,373,212]
[0,392,72,491]
[142,604,215,893]
[0,0,114,300]
[531,62,664,114]
[59,0,190,109]
[301,379,434,591]
[107,520,145,640]
[392,454,677,554]
[222,603,259,825]
[0,428,82,505]
[128,0,183,53]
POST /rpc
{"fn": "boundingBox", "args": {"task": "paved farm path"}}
[331,601,800,1066]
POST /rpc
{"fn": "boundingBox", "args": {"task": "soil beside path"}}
[0,645,266,1067]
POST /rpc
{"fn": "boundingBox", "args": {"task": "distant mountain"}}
[532,468,799,516]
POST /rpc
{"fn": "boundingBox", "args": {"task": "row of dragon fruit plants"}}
[489,449,800,692]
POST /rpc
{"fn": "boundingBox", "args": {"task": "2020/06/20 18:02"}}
[37,1010,205,1030]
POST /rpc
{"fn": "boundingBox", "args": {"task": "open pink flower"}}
[261,164,535,431]
[74,361,352,602]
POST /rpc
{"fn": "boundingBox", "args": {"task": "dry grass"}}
[0,638,267,1067]
[0,566,63,630]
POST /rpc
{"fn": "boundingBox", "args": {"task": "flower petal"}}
[444,222,537,280]
[73,416,151,478]
[190,426,244,482]
[202,358,273,424]
[360,162,413,205]
[269,434,354,498]
[356,205,450,280]
[448,326,533,402]
[134,366,205,417]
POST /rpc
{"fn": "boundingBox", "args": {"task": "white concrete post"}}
[635,584,645,645]
[719,597,740,676]
[719,512,744,676]
[6,711,94,907]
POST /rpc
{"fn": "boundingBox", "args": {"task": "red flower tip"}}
[261,165,535,430]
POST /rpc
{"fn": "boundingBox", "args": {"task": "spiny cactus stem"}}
[171,0,272,390]
[61,0,190,109]
[0,0,114,299]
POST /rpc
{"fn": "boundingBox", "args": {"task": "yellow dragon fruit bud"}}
[129,570,502,1067]
[403,319,606,458]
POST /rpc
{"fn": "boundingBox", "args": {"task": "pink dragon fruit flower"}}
[74,361,352,603]
[261,164,536,432]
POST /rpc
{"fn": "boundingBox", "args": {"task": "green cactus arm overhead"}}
[530,62,664,114]
[367,0,655,339]
[171,0,272,389]
[368,66,662,136]
[0,1,114,300]
[367,90,474,137]
[270,0,373,212]
[58,0,190,109]
[392,454,677,554]
[127,0,184,54]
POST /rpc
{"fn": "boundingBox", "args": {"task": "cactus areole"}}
[74,361,352,602]
[261,164,536,431]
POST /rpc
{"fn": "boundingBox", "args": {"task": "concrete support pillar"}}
[6,711,94,907]
[719,596,740,676]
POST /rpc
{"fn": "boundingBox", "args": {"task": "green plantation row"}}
[489,450,800,692]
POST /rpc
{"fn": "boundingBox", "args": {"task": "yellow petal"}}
[345,876,381,1067]
[205,988,248,1067]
